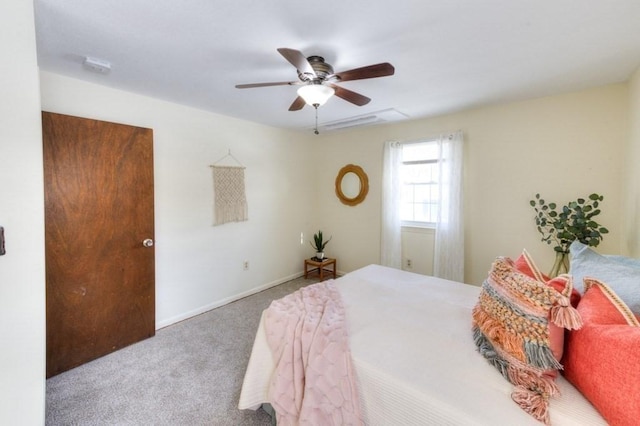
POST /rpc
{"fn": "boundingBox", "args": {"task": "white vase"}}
[316,252,325,260]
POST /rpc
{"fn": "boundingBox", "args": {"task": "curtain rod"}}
[393,130,462,146]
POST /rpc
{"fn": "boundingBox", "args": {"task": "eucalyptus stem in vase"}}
[530,193,609,277]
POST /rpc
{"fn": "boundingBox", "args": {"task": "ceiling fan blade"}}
[277,48,317,78]
[333,62,395,82]
[288,96,306,111]
[235,81,298,89]
[329,84,371,106]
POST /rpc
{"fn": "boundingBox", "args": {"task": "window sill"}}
[401,224,436,233]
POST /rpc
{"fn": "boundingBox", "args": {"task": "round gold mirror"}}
[335,164,369,206]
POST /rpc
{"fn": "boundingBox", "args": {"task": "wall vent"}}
[315,108,409,132]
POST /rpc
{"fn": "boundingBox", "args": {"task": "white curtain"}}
[433,131,465,282]
[380,141,403,268]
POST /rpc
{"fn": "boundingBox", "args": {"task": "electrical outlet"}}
[406,259,412,268]
[243,260,249,270]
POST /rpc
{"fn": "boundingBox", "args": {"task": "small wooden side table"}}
[304,258,337,281]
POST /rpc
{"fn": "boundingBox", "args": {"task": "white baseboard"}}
[155,271,304,330]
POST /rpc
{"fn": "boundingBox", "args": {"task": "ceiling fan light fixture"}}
[297,84,335,107]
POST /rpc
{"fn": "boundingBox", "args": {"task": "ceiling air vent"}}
[315,108,409,132]
[83,56,111,74]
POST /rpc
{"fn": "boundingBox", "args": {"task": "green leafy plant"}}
[310,230,332,252]
[530,193,609,254]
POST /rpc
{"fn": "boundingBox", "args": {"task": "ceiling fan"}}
[235,48,395,112]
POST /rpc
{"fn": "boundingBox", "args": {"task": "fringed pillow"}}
[472,256,582,425]
[514,249,581,308]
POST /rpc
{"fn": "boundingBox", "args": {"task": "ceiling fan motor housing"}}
[298,56,334,82]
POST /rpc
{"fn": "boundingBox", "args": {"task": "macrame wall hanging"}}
[210,150,248,226]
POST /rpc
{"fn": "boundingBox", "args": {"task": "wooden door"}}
[43,112,155,378]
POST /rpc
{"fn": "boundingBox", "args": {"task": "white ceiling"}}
[34,0,640,133]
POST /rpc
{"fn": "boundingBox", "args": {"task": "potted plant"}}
[530,193,609,276]
[310,230,332,260]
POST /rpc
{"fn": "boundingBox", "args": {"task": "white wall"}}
[625,66,640,257]
[0,1,46,424]
[316,84,628,285]
[40,72,317,328]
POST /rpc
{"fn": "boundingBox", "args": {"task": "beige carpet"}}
[46,275,318,425]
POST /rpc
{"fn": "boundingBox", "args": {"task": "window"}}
[400,141,439,227]
[381,132,464,280]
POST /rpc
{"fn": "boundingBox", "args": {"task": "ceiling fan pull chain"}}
[314,105,319,135]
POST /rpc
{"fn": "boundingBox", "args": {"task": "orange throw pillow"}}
[514,250,581,360]
[563,278,640,426]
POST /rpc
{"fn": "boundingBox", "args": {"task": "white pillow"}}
[569,241,640,315]
[606,254,640,268]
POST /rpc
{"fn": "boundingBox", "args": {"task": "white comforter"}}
[239,264,605,425]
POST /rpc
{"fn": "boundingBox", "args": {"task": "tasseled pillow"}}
[472,256,582,425]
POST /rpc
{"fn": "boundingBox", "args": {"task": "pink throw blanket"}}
[264,280,362,426]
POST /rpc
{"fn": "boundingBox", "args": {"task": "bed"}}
[238,264,607,425]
